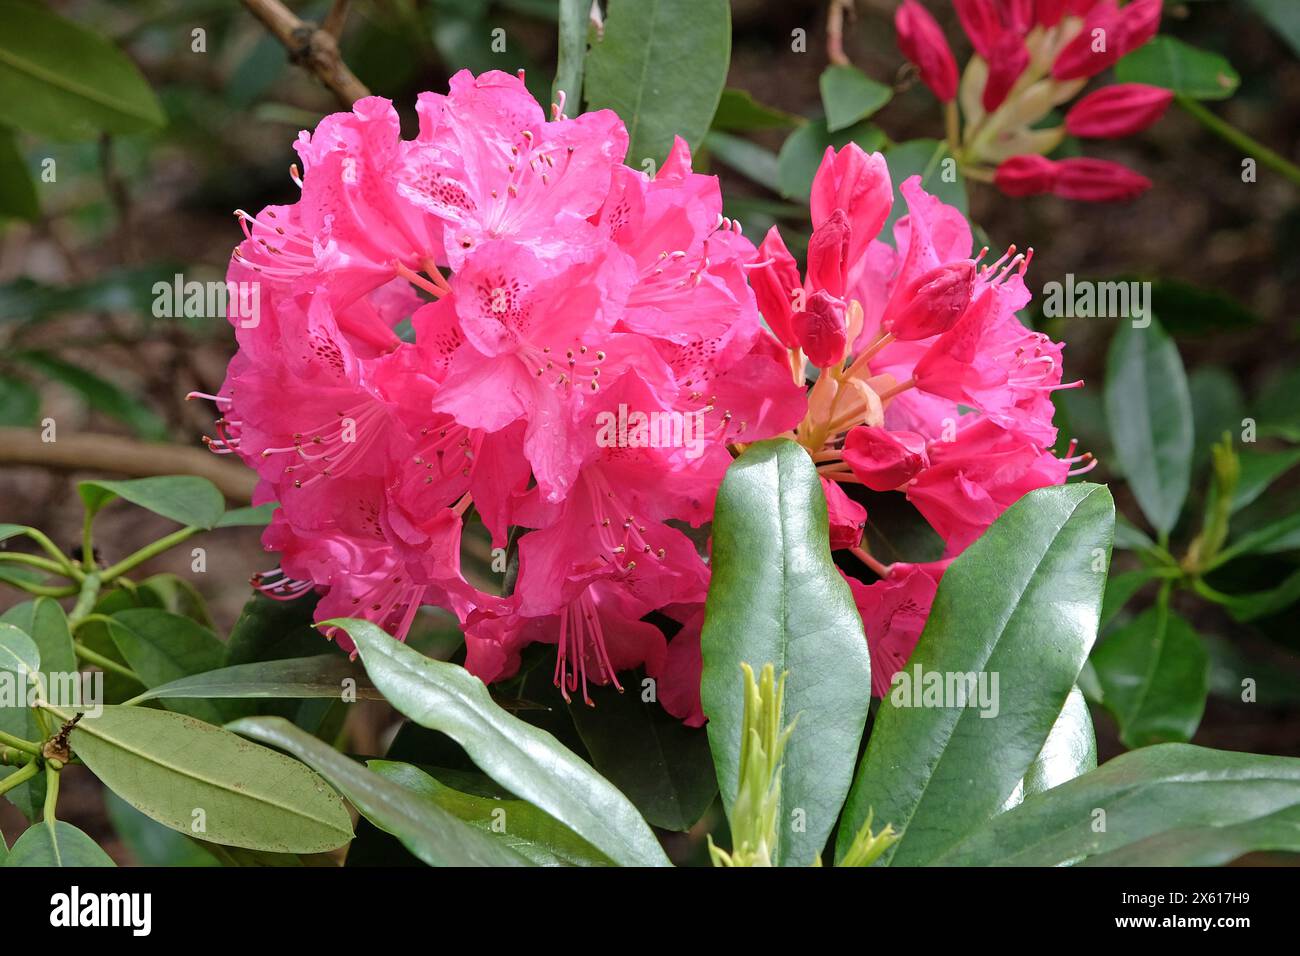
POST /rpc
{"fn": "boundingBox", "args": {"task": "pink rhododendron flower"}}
[893,0,1165,202]
[207,71,1087,726]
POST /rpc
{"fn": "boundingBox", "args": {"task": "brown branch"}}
[322,0,350,38]
[239,0,369,107]
[0,428,256,503]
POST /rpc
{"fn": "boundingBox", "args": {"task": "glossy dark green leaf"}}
[1115,36,1240,100]
[340,617,668,866]
[1216,569,1300,622]
[1215,512,1300,565]
[711,88,801,132]
[12,351,166,439]
[1092,606,1207,748]
[0,0,165,139]
[4,821,115,867]
[777,117,886,200]
[368,760,612,866]
[937,744,1300,866]
[137,573,214,628]
[108,609,227,723]
[0,127,37,220]
[568,678,717,832]
[127,654,379,705]
[0,622,42,819]
[1020,687,1096,799]
[701,439,871,867]
[584,0,730,167]
[837,483,1115,866]
[1104,318,1193,535]
[820,64,892,132]
[47,703,353,853]
[228,716,527,867]
[78,475,224,529]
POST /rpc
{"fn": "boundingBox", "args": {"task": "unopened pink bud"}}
[1053,157,1152,201]
[751,226,802,349]
[994,155,1060,197]
[1116,0,1162,56]
[1051,0,1122,80]
[896,0,960,102]
[886,261,976,340]
[793,290,849,368]
[1065,83,1173,138]
[806,209,852,298]
[843,426,928,491]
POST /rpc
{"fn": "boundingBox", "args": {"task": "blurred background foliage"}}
[0,0,1297,862]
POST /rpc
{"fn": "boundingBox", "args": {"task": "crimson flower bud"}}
[792,290,849,368]
[954,0,1003,57]
[1051,0,1122,80]
[1065,83,1173,138]
[1034,0,1070,28]
[843,426,928,491]
[1116,0,1162,56]
[806,209,852,298]
[994,155,1059,196]
[982,33,1030,111]
[1052,157,1152,201]
[896,0,959,102]
[886,261,976,340]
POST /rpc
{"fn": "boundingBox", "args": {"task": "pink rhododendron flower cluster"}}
[205,69,1088,722]
[201,70,804,719]
[894,0,1169,202]
[750,143,1093,697]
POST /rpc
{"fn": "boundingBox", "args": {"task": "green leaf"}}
[107,609,228,722]
[837,483,1115,866]
[215,502,278,528]
[127,655,380,705]
[882,139,968,238]
[339,617,669,867]
[1113,513,1155,552]
[0,0,165,140]
[553,0,590,107]
[12,351,166,439]
[1234,448,1300,513]
[1189,365,1245,472]
[368,760,613,866]
[1099,568,1154,630]
[0,621,40,687]
[105,791,218,867]
[936,744,1300,865]
[1,597,74,674]
[1019,687,1097,800]
[1115,36,1240,101]
[227,716,528,867]
[567,678,717,832]
[820,64,892,133]
[0,622,42,818]
[45,703,353,853]
[0,127,37,220]
[1092,606,1208,748]
[701,439,871,867]
[776,118,887,200]
[4,821,115,867]
[711,88,801,132]
[1215,569,1300,622]
[584,0,730,167]
[137,573,214,629]
[1215,512,1300,565]
[78,475,225,529]
[1104,318,1193,535]
[704,131,780,193]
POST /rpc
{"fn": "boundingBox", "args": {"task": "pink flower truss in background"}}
[894,0,1169,201]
